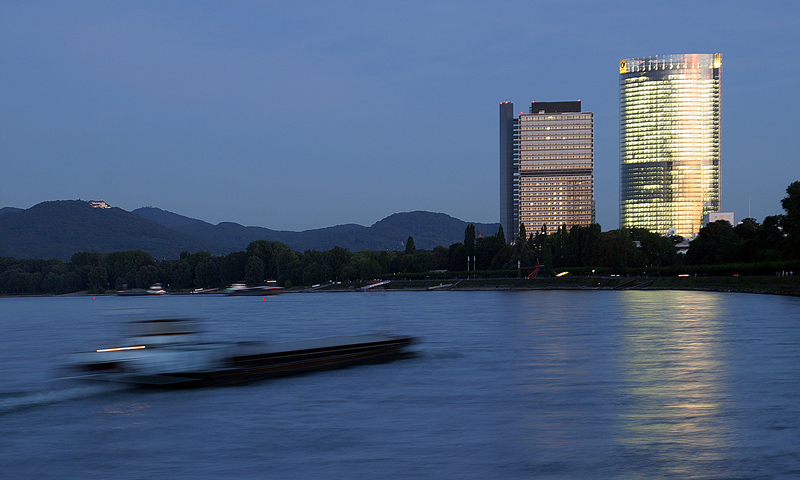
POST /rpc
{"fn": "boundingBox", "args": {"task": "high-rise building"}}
[619,53,721,238]
[500,100,594,241]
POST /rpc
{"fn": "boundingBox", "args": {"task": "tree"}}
[562,224,602,267]
[275,249,301,286]
[475,229,506,270]
[517,223,527,244]
[448,243,466,271]
[753,216,786,261]
[592,231,636,272]
[394,251,434,273]
[87,266,108,293]
[220,253,245,286]
[326,246,352,281]
[162,259,194,289]
[404,236,416,255]
[71,252,103,268]
[685,220,740,265]
[431,245,449,271]
[733,218,764,263]
[464,224,476,269]
[302,262,328,286]
[341,252,383,280]
[108,250,155,288]
[135,265,160,289]
[42,272,61,293]
[490,244,514,270]
[781,181,800,257]
[247,240,297,281]
[194,258,220,288]
[244,256,265,285]
[496,224,506,245]
[629,228,678,267]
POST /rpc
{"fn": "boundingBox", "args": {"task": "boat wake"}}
[0,385,121,414]
[413,349,464,359]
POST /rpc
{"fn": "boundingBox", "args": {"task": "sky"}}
[1,1,799,232]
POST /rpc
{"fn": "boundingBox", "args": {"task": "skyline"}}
[2,1,799,232]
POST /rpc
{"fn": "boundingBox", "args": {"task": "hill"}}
[134,208,500,252]
[0,207,23,216]
[0,201,225,260]
[0,202,500,260]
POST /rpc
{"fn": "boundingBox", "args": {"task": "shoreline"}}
[342,276,800,297]
[4,275,799,298]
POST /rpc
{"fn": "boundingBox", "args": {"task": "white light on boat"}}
[96,345,146,353]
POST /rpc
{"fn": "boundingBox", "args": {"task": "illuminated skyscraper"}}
[619,53,721,238]
[500,100,594,241]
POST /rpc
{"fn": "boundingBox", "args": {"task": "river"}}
[1,290,799,479]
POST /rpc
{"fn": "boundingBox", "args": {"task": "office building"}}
[704,211,734,227]
[500,100,594,241]
[619,53,721,238]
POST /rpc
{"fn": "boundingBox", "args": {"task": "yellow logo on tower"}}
[619,59,627,74]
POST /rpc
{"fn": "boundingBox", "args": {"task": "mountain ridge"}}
[0,201,500,260]
[133,207,500,252]
[0,201,226,260]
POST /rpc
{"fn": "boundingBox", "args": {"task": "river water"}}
[1,290,799,479]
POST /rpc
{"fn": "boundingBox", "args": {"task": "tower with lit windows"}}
[500,100,594,242]
[619,53,721,239]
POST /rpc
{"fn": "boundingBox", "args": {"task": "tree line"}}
[1,181,798,295]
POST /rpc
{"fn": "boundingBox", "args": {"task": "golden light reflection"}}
[616,291,731,463]
[103,402,148,415]
[101,402,151,430]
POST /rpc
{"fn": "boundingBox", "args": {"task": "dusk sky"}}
[2,1,798,232]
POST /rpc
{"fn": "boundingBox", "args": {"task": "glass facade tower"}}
[619,53,721,238]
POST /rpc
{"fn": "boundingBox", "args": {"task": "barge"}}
[61,318,417,388]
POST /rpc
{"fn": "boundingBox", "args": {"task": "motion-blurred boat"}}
[117,284,168,296]
[60,318,417,388]
[225,283,284,296]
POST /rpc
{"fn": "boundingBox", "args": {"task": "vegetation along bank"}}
[1,181,799,297]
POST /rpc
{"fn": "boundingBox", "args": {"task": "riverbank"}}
[4,275,798,298]
[328,275,800,297]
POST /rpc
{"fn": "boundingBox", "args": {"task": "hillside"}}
[0,202,500,260]
[0,201,225,260]
[0,207,23,216]
[134,207,500,252]
[368,211,500,249]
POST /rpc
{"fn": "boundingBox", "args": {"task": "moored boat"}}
[60,318,417,388]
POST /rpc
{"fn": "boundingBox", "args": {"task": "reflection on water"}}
[505,291,624,471]
[505,290,800,478]
[616,291,731,476]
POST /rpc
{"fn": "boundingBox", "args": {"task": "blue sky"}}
[1,1,798,232]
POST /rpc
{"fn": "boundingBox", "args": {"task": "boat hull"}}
[63,334,417,388]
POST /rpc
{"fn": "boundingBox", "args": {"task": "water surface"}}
[1,290,799,479]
